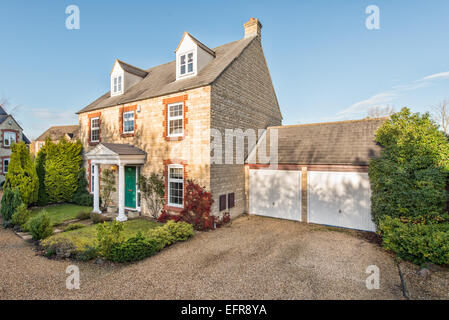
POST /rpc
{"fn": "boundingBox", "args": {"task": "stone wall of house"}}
[78,86,212,216]
[210,38,283,218]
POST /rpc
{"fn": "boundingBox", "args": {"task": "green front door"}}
[125,166,137,209]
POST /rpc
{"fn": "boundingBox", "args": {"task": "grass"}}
[30,204,92,225]
[43,219,161,250]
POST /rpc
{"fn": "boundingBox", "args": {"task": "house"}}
[0,105,30,183]
[31,125,80,157]
[247,118,386,231]
[77,17,384,232]
[78,18,282,221]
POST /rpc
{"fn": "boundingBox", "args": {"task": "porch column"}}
[92,164,101,213]
[116,164,128,221]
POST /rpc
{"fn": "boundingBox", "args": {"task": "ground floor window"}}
[168,164,184,207]
[3,158,9,173]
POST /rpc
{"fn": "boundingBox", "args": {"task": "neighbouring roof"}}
[77,36,256,114]
[116,59,149,78]
[102,143,146,155]
[22,134,30,144]
[258,118,387,166]
[0,105,7,116]
[36,125,80,141]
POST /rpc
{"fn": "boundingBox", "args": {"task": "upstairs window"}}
[90,117,100,142]
[3,132,16,147]
[167,102,184,137]
[179,52,194,76]
[113,75,122,94]
[3,158,9,173]
[168,165,184,207]
[123,111,135,133]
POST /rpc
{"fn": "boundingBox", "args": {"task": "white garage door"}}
[308,171,375,232]
[249,169,301,221]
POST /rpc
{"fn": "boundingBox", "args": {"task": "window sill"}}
[121,132,135,138]
[163,204,184,213]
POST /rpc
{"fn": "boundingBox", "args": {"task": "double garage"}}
[247,119,385,232]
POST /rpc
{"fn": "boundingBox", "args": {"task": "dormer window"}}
[113,75,122,94]
[179,52,194,76]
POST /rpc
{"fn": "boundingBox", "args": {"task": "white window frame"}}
[167,102,184,137]
[112,75,123,95]
[123,111,135,134]
[3,158,9,174]
[179,51,194,77]
[167,164,184,208]
[3,131,16,147]
[90,117,100,142]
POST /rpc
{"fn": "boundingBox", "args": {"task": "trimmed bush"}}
[45,139,83,203]
[379,216,449,265]
[107,232,160,262]
[11,203,30,228]
[1,187,23,222]
[35,146,49,206]
[72,167,93,206]
[4,142,39,206]
[76,210,91,220]
[64,223,85,232]
[96,220,124,257]
[27,210,53,240]
[164,220,194,241]
[146,226,176,249]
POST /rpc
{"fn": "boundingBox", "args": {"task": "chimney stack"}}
[244,18,262,39]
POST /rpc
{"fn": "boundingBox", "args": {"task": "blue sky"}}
[0,0,448,139]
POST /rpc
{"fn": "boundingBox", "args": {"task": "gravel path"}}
[0,215,405,299]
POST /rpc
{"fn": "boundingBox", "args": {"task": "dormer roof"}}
[113,59,149,78]
[175,32,216,57]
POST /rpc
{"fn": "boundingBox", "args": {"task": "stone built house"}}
[77,18,384,231]
[31,125,79,157]
[0,105,30,183]
[77,18,282,221]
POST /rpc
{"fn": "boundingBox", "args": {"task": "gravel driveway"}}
[0,215,407,299]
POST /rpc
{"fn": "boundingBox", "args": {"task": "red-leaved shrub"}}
[179,180,214,231]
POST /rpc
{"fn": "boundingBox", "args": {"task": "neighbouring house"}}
[78,18,282,221]
[77,17,385,232]
[31,125,80,157]
[0,105,30,183]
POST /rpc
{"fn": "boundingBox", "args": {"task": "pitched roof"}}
[22,134,30,144]
[116,59,149,78]
[175,32,216,57]
[102,143,146,155]
[77,36,256,114]
[36,125,80,141]
[0,105,7,116]
[258,118,387,166]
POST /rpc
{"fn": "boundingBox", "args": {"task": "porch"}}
[85,143,146,221]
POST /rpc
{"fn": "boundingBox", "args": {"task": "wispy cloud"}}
[420,71,449,81]
[329,70,449,121]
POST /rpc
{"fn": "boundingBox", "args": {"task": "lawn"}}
[42,219,161,250]
[30,204,92,225]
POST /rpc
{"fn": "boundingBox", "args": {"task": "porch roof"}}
[85,143,146,165]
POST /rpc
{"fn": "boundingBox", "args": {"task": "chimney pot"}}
[244,18,262,39]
